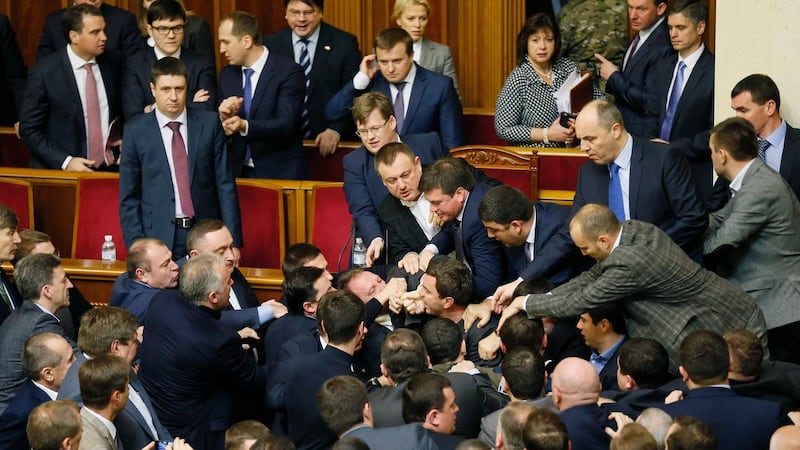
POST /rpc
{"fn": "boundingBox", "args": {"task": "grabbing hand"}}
[491,279,522,313]
[463,299,494,330]
[398,252,421,274]
[366,238,384,267]
[478,333,501,361]
[418,249,435,272]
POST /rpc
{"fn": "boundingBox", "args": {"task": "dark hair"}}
[151,56,187,84]
[0,204,19,234]
[666,0,708,26]
[352,91,394,126]
[62,3,102,38]
[14,253,61,302]
[513,278,555,297]
[284,266,325,315]
[22,333,66,381]
[570,204,621,241]
[126,238,167,278]
[421,318,464,365]
[523,408,569,450]
[187,219,226,252]
[710,117,758,161]
[375,27,413,55]
[723,329,763,378]
[381,328,429,383]
[146,0,186,24]
[221,11,261,42]
[425,257,473,308]
[317,375,368,435]
[79,355,130,410]
[285,0,324,11]
[499,312,544,353]
[283,243,322,275]
[617,338,671,389]
[678,330,729,385]
[374,142,415,172]
[585,305,628,335]
[225,420,270,450]
[666,416,717,450]
[478,185,533,225]
[419,157,475,197]
[456,439,493,450]
[316,291,364,345]
[402,372,451,423]
[501,347,545,400]
[332,437,369,450]
[516,13,561,66]
[78,307,139,357]
[337,268,365,291]
[14,229,51,266]
[731,74,781,111]
[27,400,81,450]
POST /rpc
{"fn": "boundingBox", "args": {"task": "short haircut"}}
[710,117,758,161]
[336,267,365,291]
[570,204,621,241]
[666,416,717,450]
[478,185,533,225]
[225,420,270,450]
[590,99,626,131]
[512,278,555,297]
[425,257,473,307]
[636,408,672,450]
[316,290,364,345]
[723,328,763,378]
[392,0,431,19]
[14,229,51,265]
[585,305,628,335]
[179,253,225,305]
[498,402,537,450]
[374,142,415,172]
[317,375,368,435]
[146,0,186,24]
[374,27,413,55]
[78,307,139,357]
[419,157,476,197]
[0,204,19,233]
[666,0,708,26]
[678,330,729,385]
[332,437,369,450]
[62,3,102,38]
[523,408,569,450]
[14,253,61,302]
[187,218,226,252]
[731,74,781,111]
[352,91,394,125]
[283,266,324,315]
[402,372,451,423]
[381,328,429,384]
[617,338,671,389]
[516,13,561,66]
[421,318,464,365]
[27,400,81,450]
[256,435,296,450]
[22,333,66,381]
[502,347,545,400]
[285,0,324,11]
[151,55,187,84]
[456,439,493,450]
[79,355,130,410]
[221,11,261,42]
[283,243,322,275]
[499,312,544,353]
[126,238,168,278]
[610,423,658,450]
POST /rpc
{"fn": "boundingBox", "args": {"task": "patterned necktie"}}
[242,68,255,162]
[453,219,466,265]
[166,121,195,217]
[393,82,407,133]
[624,34,640,70]
[83,63,104,167]
[0,272,14,312]
[298,38,311,138]
[659,61,686,141]
[608,162,625,221]
[757,138,770,161]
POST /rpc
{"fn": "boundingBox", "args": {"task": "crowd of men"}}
[2,0,800,449]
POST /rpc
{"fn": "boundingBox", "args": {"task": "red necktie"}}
[83,63,104,167]
[166,121,195,217]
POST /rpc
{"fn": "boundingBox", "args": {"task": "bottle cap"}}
[104,235,113,241]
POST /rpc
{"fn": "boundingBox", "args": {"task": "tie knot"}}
[677,60,686,71]
[299,38,309,45]
[83,62,94,72]
[167,121,181,132]
[610,162,621,174]
[394,81,406,92]
[243,68,255,79]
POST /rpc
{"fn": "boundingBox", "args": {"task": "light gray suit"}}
[79,407,118,450]
[523,220,768,371]
[705,158,800,330]
[418,37,459,93]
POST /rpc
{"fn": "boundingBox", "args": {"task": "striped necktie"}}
[299,38,311,138]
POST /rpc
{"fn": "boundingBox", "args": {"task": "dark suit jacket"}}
[37,4,144,60]
[597,338,624,392]
[122,47,217,120]
[0,379,49,450]
[508,202,575,285]
[0,271,22,326]
[119,108,243,250]
[19,48,123,169]
[429,183,508,300]
[218,51,307,179]
[326,63,465,150]
[108,274,160,323]
[263,314,318,367]
[605,20,672,138]
[647,48,715,202]
[343,423,438,450]
[559,403,639,450]
[264,22,361,138]
[662,386,785,450]
[730,364,800,416]
[139,290,266,450]
[344,132,445,244]
[0,14,26,125]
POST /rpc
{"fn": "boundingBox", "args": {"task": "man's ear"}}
[380,363,389,378]
[426,408,440,427]
[442,296,455,310]
[620,373,635,390]
[678,365,689,382]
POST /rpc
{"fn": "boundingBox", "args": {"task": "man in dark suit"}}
[402,373,465,450]
[326,27,464,150]
[647,0,715,203]
[264,0,362,155]
[595,0,672,137]
[0,333,75,450]
[122,0,216,120]
[0,205,22,326]
[662,330,786,450]
[577,307,626,392]
[218,11,306,179]
[139,254,267,450]
[119,56,242,260]
[0,254,77,417]
[109,238,179,322]
[26,401,82,450]
[0,14,26,128]
[345,93,446,266]
[20,4,123,171]
[605,338,678,412]
[37,0,143,60]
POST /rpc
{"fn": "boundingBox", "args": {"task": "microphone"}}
[337,218,356,273]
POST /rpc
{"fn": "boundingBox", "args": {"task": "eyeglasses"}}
[287,9,319,18]
[152,25,184,36]
[355,119,390,137]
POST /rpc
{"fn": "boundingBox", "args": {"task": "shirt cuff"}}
[257,303,274,325]
[353,71,371,90]
[62,156,73,170]
[239,119,250,137]
[423,244,439,255]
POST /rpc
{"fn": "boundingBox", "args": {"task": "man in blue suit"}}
[345,92,446,266]
[326,27,464,150]
[109,238,179,322]
[119,56,242,261]
[218,11,307,179]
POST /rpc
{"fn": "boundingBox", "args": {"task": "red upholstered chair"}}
[450,145,540,200]
[307,182,353,273]
[72,174,127,260]
[0,178,34,229]
[236,179,285,269]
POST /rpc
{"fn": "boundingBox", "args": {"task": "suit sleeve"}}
[211,334,267,400]
[246,63,305,142]
[18,64,72,169]
[183,17,215,61]
[0,15,26,115]
[220,308,260,330]
[703,183,773,255]
[36,16,57,61]
[212,118,244,247]
[437,76,465,149]
[326,79,363,123]
[189,53,218,111]
[344,156,384,244]
[430,227,455,255]
[122,57,148,121]
[467,226,507,300]
[659,147,708,249]
[326,33,362,135]
[117,11,146,58]
[119,121,146,249]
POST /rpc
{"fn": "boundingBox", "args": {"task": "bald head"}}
[551,357,601,410]
[771,426,800,450]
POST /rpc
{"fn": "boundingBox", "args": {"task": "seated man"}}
[403,373,465,450]
[606,338,679,412]
[78,355,132,449]
[109,238,179,322]
[578,306,627,391]
[26,400,82,450]
[493,402,537,450]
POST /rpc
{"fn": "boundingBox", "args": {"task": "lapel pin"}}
[324,45,331,51]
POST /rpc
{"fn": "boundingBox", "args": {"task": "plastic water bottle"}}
[101,235,116,262]
[352,237,367,268]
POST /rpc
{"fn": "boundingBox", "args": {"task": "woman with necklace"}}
[495,14,604,148]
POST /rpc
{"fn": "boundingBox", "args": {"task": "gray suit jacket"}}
[79,407,117,450]
[704,158,800,329]
[524,220,768,371]
[418,38,459,94]
[343,423,438,450]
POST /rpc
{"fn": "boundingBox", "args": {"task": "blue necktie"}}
[298,38,311,138]
[608,162,625,221]
[757,138,770,162]
[660,61,686,141]
[242,68,255,162]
